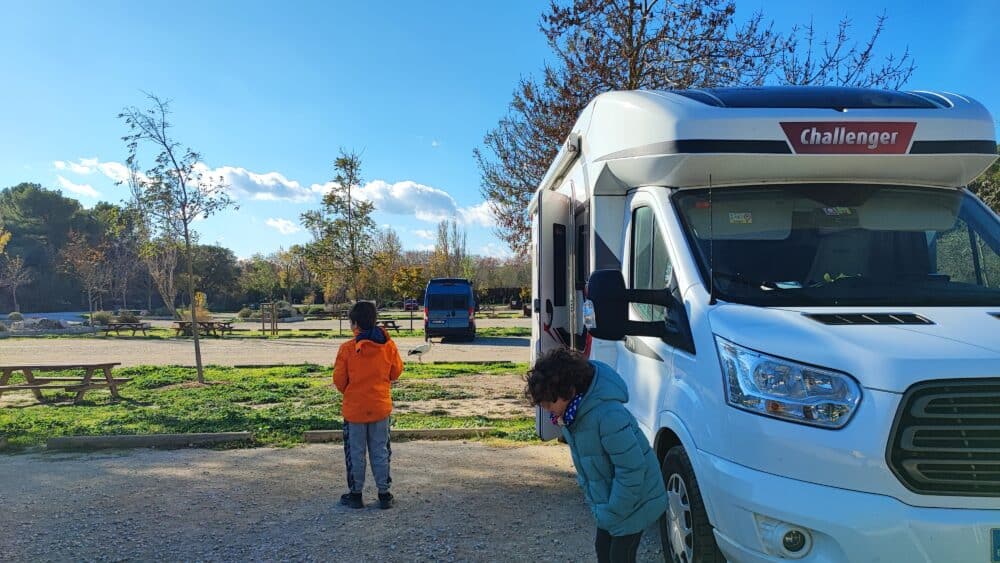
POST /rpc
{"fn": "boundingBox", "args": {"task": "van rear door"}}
[427,287,469,329]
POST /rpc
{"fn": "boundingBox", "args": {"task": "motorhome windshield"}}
[673,184,1000,307]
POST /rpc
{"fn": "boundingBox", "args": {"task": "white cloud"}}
[54,155,497,228]
[265,218,302,235]
[209,166,313,202]
[431,140,440,148]
[459,201,496,227]
[351,179,496,227]
[97,161,130,182]
[53,158,100,175]
[414,243,436,251]
[478,242,513,259]
[57,175,100,199]
[413,229,435,240]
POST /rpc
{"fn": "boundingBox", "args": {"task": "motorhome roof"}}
[530,87,997,203]
[669,86,942,110]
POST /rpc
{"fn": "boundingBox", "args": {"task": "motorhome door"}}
[532,188,572,441]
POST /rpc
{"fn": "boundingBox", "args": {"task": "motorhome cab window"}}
[630,206,673,320]
[674,184,1000,307]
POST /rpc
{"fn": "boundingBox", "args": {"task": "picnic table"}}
[378,320,401,333]
[172,321,235,337]
[102,322,151,336]
[0,363,128,404]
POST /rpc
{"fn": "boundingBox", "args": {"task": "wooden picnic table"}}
[0,363,128,404]
[172,320,235,337]
[102,322,151,336]
[378,320,401,333]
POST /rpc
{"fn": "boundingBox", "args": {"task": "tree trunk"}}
[11,286,18,312]
[183,226,205,384]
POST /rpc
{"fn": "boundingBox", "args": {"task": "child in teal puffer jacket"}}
[525,348,668,563]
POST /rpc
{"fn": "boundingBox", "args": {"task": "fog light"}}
[757,516,813,559]
[782,529,807,553]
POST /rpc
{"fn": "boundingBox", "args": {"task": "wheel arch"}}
[654,411,719,526]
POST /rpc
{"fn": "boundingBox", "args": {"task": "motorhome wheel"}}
[660,446,724,563]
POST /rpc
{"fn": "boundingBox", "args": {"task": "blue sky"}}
[1,1,997,259]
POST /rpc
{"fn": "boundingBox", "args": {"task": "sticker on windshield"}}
[729,212,753,224]
[822,207,854,216]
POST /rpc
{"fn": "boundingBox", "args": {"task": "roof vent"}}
[805,313,934,326]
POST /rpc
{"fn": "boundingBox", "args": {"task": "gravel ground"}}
[0,336,529,367]
[0,441,664,562]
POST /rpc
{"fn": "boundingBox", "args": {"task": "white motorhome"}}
[529,86,999,563]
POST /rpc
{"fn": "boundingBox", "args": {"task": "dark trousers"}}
[595,528,642,563]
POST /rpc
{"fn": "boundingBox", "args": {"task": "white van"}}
[529,86,999,563]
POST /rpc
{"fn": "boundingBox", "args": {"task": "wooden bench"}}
[0,363,129,404]
[102,322,151,336]
[378,320,401,333]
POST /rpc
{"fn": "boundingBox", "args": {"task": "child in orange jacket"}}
[333,301,404,509]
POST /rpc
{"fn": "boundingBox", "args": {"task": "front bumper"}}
[696,449,1000,562]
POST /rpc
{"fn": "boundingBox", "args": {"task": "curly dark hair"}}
[524,348,594,406]
[348,301,377,330]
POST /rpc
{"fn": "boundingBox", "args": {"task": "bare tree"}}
[120,93,235,384]
[0,255,33,312]
[780,14,914,89]
[61,232,110,323]
[144,237,180,315]
[477,0,915,254]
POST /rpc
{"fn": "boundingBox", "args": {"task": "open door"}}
[531,188,573,441]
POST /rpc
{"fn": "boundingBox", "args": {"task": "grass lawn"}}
[0,362,533,450]
[3,326,531,340]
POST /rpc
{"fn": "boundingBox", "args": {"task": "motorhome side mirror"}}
[586,269,628,340]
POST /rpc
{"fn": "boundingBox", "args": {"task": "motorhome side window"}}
[630,206,672,321]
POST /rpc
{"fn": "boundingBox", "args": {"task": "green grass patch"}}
[401,361,527,379]
[0,362,534,450]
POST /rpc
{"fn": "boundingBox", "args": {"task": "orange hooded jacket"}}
[333,327,404,423]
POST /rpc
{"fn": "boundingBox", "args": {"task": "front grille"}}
[888,379,1000,496]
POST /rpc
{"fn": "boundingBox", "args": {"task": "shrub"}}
[117,311,140,324]
[308,305,325,315]
[0,323,7,332]
[92,311,112,326]
[237,307,253,319]
[36,319,65,330]
[7,312,23,322]
[277,307,296,319]
[275,300,291,310]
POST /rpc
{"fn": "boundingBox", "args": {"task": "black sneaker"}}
[378,492,394,509]
[340,492,363,509]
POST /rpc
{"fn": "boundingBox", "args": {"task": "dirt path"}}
[395,374,530,418]
[0,336,529,367]
[0,442,664,562]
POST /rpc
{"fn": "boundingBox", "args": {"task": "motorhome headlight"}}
[715,337,861,429]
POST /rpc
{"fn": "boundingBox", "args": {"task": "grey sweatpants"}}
[343,417,392,494]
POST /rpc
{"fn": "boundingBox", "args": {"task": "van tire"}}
[660,445,723,563]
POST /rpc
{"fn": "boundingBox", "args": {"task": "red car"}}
[403,299,420,311]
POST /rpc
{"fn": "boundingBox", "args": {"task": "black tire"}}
[659,446,724,563]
